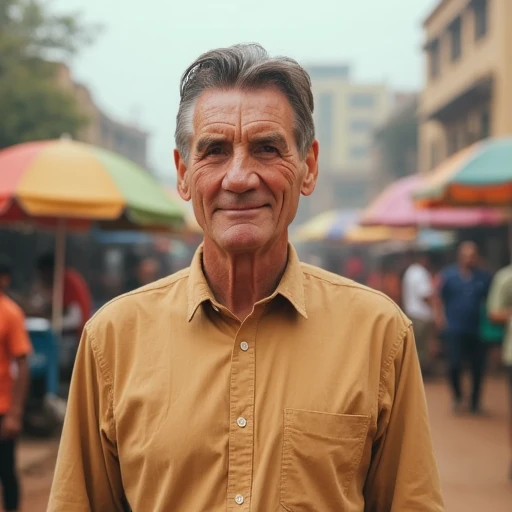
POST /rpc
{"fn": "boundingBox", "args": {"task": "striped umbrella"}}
[414,137,512,207]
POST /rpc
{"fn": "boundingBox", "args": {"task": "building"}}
[55,64,149,169]
[293,64,391,226]
[370,92,419,194]
[419,0,512,173]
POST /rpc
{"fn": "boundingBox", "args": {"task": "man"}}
[125,256,162,292]
[437,242,491,414]
[33,254,92,335]
[486,263,512,479]
[48,44,444,511]
[0,257,32,512]
[402,251,436,375]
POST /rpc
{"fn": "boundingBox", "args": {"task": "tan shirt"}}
[48,245,444,512]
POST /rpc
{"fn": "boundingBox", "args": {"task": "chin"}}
[215,225,271,253]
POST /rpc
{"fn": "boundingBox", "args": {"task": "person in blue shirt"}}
[438,241,492,414]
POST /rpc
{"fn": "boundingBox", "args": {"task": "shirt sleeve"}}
[363,325,445,511]
[439,272,448,302]
[487,272,508,314]
[415,268,434,299]
[8,306,32,359]
[47,325,126,512]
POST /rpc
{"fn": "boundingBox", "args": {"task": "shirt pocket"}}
[280,409,370,512]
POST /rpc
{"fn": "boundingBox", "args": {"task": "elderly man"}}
[48,44,444,511]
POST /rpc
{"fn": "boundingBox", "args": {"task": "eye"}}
[205,145,224,156]
[256,145,279,156]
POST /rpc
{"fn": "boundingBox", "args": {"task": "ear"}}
[301,140,319,196]
[174,149,191,201]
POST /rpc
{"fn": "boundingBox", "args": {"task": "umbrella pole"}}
[52,219,66,335]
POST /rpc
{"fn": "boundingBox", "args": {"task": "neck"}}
[202,237,289,320]
[459,264,472,276]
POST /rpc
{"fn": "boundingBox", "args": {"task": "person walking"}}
[48,44,444,511]
[437,242,492,414]
[486,263,512,479]
[402,251,436,376]
[0,257,32,512]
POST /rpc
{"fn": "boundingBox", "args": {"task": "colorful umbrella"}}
[344,225,417,243]
[362,174,508,227]
[292,209,360,242]
[0,139,184,227]
[0,139,185,332]
[414,137,512,207]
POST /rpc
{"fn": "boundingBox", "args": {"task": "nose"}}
[221,153,260,194]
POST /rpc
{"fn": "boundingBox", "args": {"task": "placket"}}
[226,307,264,511]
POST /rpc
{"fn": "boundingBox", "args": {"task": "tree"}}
[373,99,419,181]
[0,0,101,149]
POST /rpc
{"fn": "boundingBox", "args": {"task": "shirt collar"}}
[187,243,307,321]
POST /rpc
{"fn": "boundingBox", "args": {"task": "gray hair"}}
[175,43,315,162]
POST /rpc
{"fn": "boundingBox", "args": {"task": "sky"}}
[52,0,439,182]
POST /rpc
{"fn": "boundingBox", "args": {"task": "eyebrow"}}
[195,135,227,154]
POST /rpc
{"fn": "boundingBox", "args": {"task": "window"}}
[480,110,490,139]
[316,92,334,155]
[474,0,488,40]
[450,17,462,62]
[350,120,373,133]
[430,141,440,169]
[350,145,369,160]
[429,39,440,79]
[447,130,458,156]
[349,94,376,108]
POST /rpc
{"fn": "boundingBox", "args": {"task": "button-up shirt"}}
[48,245,444,511]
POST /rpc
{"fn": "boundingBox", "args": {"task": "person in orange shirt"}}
[0,256,32,512]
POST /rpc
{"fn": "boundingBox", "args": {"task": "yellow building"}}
[294,65,391,220]
[419,0,512,172]
[55,64,149,169]
[308,65,391,174]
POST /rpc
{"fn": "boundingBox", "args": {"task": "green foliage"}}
[0,0,101,149]
[374,100,418,179]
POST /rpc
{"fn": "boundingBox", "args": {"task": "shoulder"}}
[441,265,457,280]
[1,296,25,323]
[493,266,512,283]
[86,267,190,335]
[301,263,410,330]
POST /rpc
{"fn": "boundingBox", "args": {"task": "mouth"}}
[217,205,268,213]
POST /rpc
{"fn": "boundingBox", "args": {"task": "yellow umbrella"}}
[344,225,417,243]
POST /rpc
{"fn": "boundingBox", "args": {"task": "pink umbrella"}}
[360,174,508,228]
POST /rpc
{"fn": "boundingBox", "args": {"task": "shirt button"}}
[212,304,219,312]
[237,417,247,428]
[240,341,249,351]
[235,494,244,505]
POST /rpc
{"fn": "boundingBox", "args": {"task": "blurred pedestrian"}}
[0,256,32,512]
[48,44,444,511]
[32,253,92,335]
[30,253,92,380]
[486,263,512,479]
[437,242,492,414]
[402,251,436,375]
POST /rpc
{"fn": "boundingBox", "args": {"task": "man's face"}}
[0,274,10,293]
[175,88,318,253]
[458,243,478,268]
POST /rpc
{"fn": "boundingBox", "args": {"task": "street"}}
[18,377,512,511]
